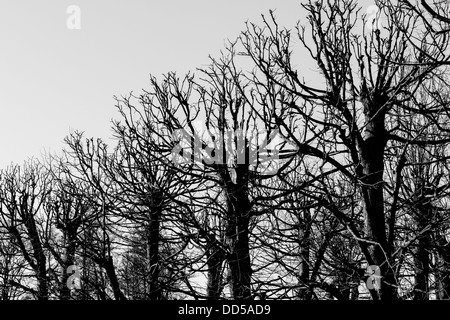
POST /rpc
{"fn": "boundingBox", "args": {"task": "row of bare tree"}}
[1,0,450,300]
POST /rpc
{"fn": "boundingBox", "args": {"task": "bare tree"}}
[0,235,26,300]
[0,160,51,300]
[62,134,126,300]
[239,0,450,299]
[41,157,95,300]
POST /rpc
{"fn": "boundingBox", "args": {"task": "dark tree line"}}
[1,0,450,300]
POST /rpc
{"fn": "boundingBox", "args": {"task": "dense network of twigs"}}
[1,0,450,300]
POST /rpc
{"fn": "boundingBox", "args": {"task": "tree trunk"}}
[413,239,430,300]
[61,229,77,300]
[24,212,48,300]
[224,165,252,300]
[297,208,312,300]
[206,245,225,299]
[102,256,126,300]
[147,207,161,300]
[358,87,396,300]
[412,199,431,300]
[226,211,251,300]
[36,253,48,300]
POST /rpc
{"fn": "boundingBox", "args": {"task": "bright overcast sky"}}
[0,0,375,168]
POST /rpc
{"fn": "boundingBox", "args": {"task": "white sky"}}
[0,0,375,168]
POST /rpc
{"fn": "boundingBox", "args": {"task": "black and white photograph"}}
[1,0,450,316]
